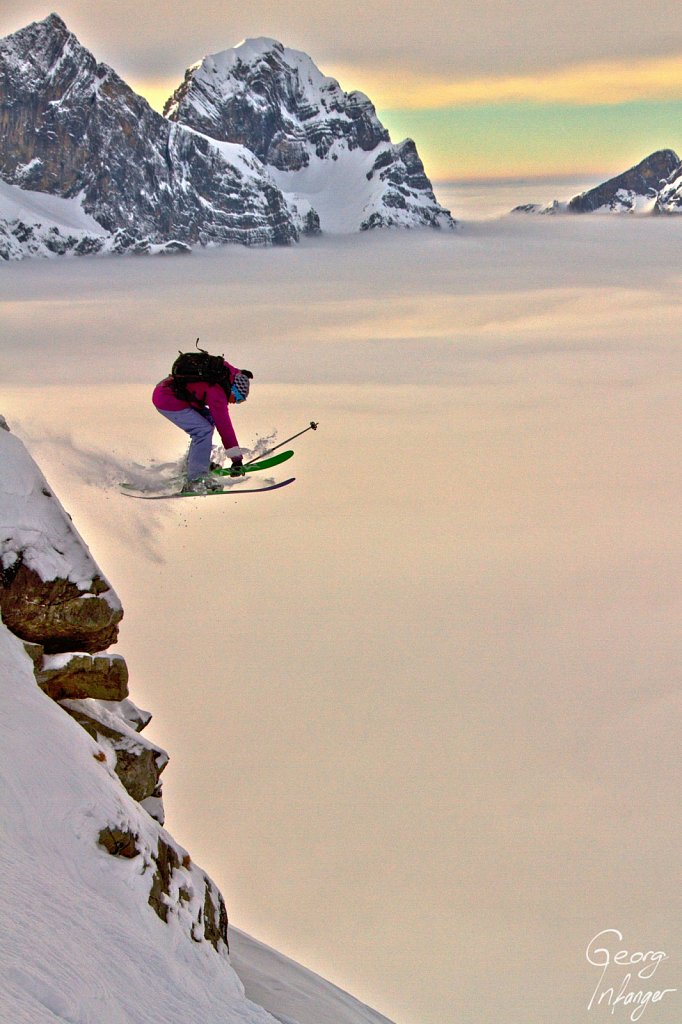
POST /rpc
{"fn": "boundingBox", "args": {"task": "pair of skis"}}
[121,449,295,500]
[121,421,318,500]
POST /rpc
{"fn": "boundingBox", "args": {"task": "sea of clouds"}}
[2,214,680,1024]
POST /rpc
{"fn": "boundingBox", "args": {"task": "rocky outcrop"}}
[0,424,122,652]
[0,15,298,249]
[98,825,141,859]
[0,563,122,653]
[165,37,455,233]
[36,651,129,701]
[99,827,229,953]
[60,694,168,820]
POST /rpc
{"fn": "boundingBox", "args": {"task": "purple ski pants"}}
[157,406,214,480]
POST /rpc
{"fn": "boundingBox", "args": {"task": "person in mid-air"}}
[153,356,253,493]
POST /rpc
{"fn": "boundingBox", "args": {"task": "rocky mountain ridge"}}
[513,149,682,216]
[0,14,453,260]
[0,14,300,259]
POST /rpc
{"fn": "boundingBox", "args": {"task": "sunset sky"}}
[2,0,682,179]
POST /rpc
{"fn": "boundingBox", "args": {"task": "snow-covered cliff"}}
[0,417,397,1024]
[165,37,455,233]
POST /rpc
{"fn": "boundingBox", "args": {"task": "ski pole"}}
[245,421,319,466]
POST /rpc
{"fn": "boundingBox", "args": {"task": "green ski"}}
[120,450,294,493]
[211,450,294,476]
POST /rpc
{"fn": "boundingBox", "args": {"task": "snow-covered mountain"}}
[0,14,298,257]
[0,15,453,258]
[513,149,682,216]
[165,37,455,233]
[0,415,397,1024]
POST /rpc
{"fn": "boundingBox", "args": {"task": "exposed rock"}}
[165,37,455,233]
[0,15,298,250]
[148,836,181,922]
[0,562,122,653]
[98,825,141,859]
[202,874,230,951]
[36,652,128,701]
[59,695,168,820]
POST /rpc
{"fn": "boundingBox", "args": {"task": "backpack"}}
[169,341,231,406]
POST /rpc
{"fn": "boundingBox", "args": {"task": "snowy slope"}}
[0,177,195,260]
[0,618,278,1024]
[166,37,455,233]
[0,420,119,610]
[266,143,429,235]
[230,931,397,1024]
[0,179,104,233]
[0,177,108,260]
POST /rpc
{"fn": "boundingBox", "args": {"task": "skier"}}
[152,359,253,493]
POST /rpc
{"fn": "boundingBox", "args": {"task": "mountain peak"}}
[42,11,68,32]
[568,149,681,214]
[0,10,96,87]
[165,36,455,232]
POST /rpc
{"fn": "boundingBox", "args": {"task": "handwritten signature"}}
[586,929,677,1021]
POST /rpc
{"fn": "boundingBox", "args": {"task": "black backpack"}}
[169,341,231,406]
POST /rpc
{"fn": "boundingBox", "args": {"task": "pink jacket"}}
[152,360,240,451]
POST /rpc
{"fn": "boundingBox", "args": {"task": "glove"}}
[241,369,254,379]
[229,456,245,477]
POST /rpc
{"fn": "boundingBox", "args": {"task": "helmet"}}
[231,371,251,403]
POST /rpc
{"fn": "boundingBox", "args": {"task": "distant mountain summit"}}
[568,149,680,214]
[164,38,390,168]
[165,37,455,233]
[513,150,682,216]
